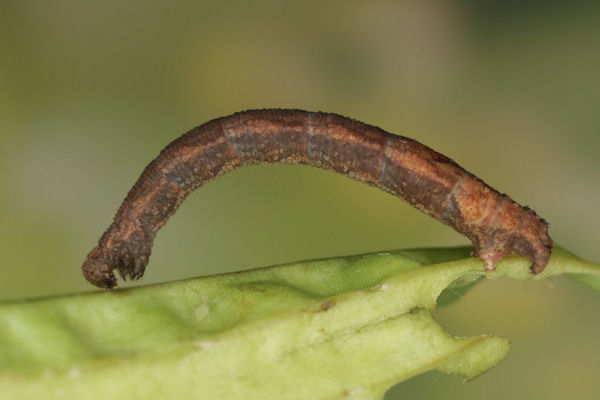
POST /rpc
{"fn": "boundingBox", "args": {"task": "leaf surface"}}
[0,246,598,400]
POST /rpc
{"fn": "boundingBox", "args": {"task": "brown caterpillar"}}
[82,109,553,288]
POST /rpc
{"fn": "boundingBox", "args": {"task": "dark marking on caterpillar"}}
[82,109,553,288]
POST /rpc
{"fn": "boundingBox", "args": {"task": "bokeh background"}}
[1,1,599,398]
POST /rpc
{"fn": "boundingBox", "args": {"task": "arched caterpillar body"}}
[82,109,553,288]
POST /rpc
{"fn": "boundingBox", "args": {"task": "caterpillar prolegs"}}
[82,109,553,288]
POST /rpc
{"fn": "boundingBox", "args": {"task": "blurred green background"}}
[1,1,598,398]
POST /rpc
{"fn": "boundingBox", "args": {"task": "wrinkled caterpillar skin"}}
[82,109,553,288]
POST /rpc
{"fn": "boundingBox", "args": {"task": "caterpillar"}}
[82,109,553,288]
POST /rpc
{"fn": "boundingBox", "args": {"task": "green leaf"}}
[0,247,598,400]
